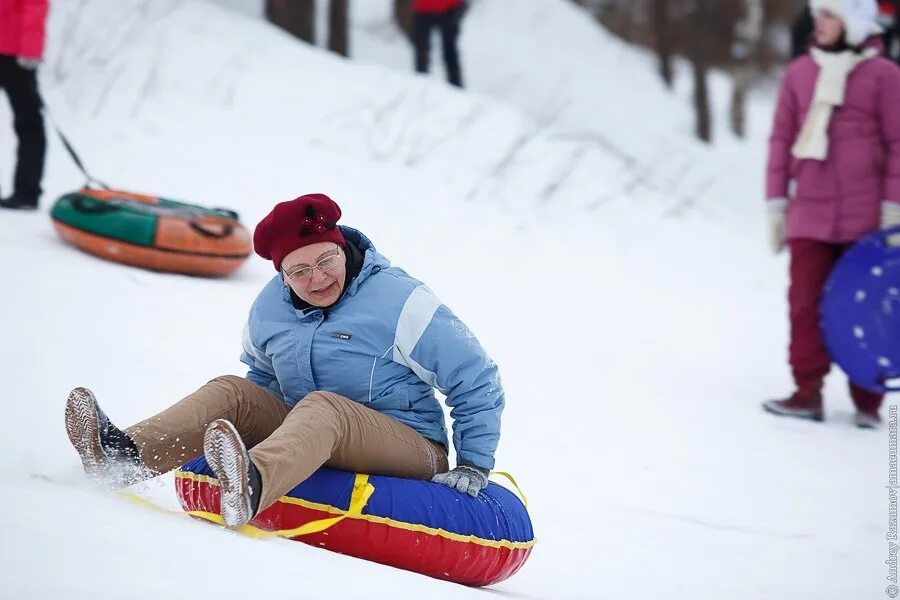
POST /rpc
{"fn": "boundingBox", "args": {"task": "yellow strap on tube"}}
[489,470,529,508]
[271,473,374,538]
[117,473,374,540]
[118,492,275,539]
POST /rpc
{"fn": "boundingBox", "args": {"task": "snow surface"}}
[0,1,888,598]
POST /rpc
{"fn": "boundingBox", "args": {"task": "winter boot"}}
[854,411,882,429]
[203,419,262,529]
[64,387,143,484]
[0,193,38,210]
[850,383,884,428]
[762,388,824,422]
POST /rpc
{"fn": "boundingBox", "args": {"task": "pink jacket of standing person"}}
[766,39,900,242]
[0,0,49,59]
[413,0,463,13]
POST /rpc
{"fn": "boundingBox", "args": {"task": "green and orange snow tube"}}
[50,188,252,277]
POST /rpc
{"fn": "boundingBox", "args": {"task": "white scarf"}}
[791,47,878,160]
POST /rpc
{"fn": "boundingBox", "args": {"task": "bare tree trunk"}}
[729,0,763,138]
[394,0,413,42]
[328,0,349,57]
[687,0,712,142]
[652,0,673,88]
[730,72,748,138]
[619,0,636,42]
[265,0,316,44]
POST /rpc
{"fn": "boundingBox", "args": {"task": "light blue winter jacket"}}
[240,226,504,470]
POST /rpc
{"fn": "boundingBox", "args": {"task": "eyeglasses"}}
[283,248,342,283]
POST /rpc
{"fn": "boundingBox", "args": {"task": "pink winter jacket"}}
[0,0,48,59]
[766,43,900,242]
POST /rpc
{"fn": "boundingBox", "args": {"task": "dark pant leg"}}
[0,56,10,193]
[412,12,434,74]
[437,8,463,87]
[788,239,844,392]
[1,56,45,201]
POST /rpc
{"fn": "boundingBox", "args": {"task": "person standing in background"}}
[412,0,467,88]
[0,0,48,211]
[763,0,900,428]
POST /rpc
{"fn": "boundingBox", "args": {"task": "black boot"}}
[0,193,38,210]
[64,387,143,485]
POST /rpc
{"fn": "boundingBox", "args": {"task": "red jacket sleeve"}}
[766,65,801,200]
[879,61,900,204]
[18,0,49,59]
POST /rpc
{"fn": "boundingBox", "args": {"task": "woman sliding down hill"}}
[763,0,900,428]
[65,193,505,528]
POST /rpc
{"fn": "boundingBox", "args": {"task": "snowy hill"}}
[351,0,778,218]
[0,1,886,598]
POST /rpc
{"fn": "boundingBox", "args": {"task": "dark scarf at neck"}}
[815,33,862,54]
[290,240,364,311]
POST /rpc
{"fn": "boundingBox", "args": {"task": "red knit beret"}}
[253,193,346,271]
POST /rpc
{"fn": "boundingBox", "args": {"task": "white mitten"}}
[882,202,900,248]
[767,198,788,254]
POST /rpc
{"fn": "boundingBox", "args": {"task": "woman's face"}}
[281,242,346,307]
[814,9,845,46]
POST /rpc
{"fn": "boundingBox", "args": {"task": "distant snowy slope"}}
[351,0,774,220]
[43,0,669,223]
[354,0,696,138]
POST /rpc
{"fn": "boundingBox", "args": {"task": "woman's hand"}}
[432,464,489,497]
[767,198,788,254]
[882,202,900,247]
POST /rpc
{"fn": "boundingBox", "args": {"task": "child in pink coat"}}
[763,0,900,428]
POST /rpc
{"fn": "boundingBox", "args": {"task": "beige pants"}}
[125,375,448,512]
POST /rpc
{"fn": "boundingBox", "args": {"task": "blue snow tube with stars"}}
[821,226,900,393]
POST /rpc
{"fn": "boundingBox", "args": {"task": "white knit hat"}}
[810,0,883,46]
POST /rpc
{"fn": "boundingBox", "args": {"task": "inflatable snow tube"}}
[50,188,251,277]
[175,456,534,586]
[821,226,900,393]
